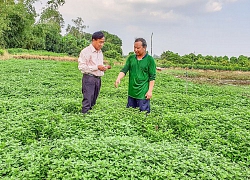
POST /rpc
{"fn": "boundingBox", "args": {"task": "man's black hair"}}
[92,31,104,40]
[135,38,147,48]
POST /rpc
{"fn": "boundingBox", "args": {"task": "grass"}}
[161,68,250,85]
[0,49,11,60]
[7,48,69,57]
[0,59,249,179]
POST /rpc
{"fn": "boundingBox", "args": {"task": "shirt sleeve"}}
[149,57,156,81]
[78,51,98,73]
[120,56,131,75]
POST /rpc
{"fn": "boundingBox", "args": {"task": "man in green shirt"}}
[115,38,156,113]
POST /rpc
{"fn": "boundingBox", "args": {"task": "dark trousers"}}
[81,74,101,113]
[127,96,150,113]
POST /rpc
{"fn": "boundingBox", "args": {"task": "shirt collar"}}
[142,53,148,59]
[136,53,148,60]
[90,44,101,53]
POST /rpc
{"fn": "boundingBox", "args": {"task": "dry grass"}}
[12,54,78,61]
[161,67,250,86]
[1,53,113,65]
[0,50,11,60]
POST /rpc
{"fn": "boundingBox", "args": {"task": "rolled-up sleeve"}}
[120,57,131,75]
[149,58,156,81]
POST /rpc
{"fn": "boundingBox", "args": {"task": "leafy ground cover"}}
[0,59,249,179]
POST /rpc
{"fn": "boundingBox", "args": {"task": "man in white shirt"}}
[78,31,108,114]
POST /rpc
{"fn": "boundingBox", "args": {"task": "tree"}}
[66,17,88,39]
[104,50,121,59]
[60,34,88,56]
[37,0,65,33]
[238,55,249,67]
[181,54,193,64]
[0,0,42,48]
[230,56,238,64]
[39,7,64,32]
[47,0,65,9]
[161,50,180,64]
[98,31,123,55]
[33,0,66,51]
[204,55,214,64]
[2,2,35,48]
[24,23,46,50]
[0,2,10,47]
[103,31,122,47]
[223,55,229,61]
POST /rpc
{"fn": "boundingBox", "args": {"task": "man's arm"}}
[145,80,155,99]
[115,72,126,88]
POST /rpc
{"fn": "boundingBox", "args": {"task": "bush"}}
[7,48,29,54]
[104,50,121,59]
[0,49,4,56]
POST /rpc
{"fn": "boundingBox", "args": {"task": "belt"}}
[84,73,101,79]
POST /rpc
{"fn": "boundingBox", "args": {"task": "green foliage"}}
[24,24,46,50]
[39,7,64,29]
[60,34,89,56]
[44,24,62,52]
[103,30,122,47]
[0,59,249,179]
[160,50,250,71]
[2,3,35,48]
[104,50,121,59]
[101,31,123,55]
[0,2,123,58]
[0,49,4,56]
[65,17,87,39]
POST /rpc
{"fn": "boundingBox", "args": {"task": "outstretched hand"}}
[115,79,120,88]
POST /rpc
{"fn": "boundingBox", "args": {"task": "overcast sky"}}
[37,0,250,57]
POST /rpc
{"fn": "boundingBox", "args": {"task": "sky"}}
[36,0,250,57]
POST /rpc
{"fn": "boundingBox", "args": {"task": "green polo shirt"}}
[121,54,156,99]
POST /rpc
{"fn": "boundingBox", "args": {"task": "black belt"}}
[84,73,101,79]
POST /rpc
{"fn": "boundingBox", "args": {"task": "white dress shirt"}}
[78,44,104,77]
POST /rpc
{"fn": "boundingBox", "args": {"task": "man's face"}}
[134,41,145,56]
[92,37,105,51]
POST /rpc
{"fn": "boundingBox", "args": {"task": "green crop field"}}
[0,59,249,179]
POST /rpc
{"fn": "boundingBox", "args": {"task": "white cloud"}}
[37,0,249,56]
[127,0,158,3]
[126,25,144,34]
[205,0,239,13]
[206,0,223,12]
[58,0,241,25]
[149,10,190,22]
[224,0,238,2]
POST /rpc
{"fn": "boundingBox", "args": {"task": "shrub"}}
[0,49,4,56]
[104,50,121,59]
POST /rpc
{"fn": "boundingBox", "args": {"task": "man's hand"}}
[114,72,125,88]
[98,65,107,71]
[115,79,120,88]
[145,91,153,100]
[106,65,111,69]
